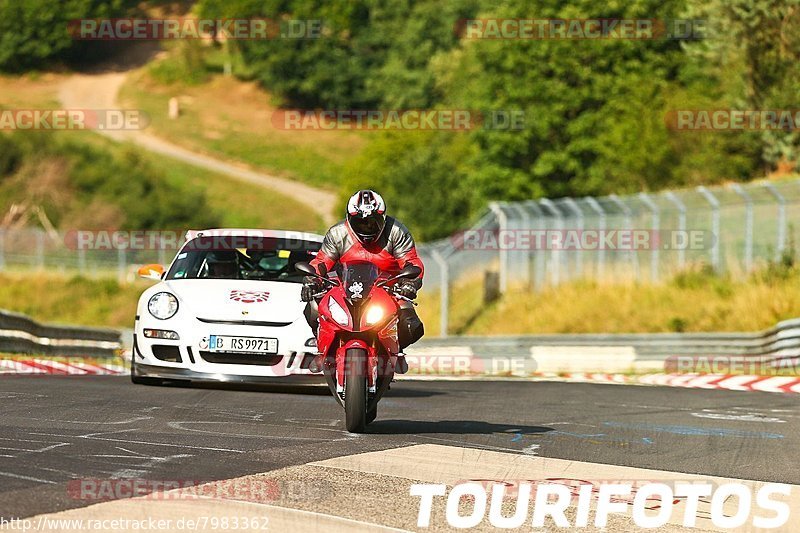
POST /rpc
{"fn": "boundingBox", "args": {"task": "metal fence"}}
[417,178,800,335]
[0,228,178,282]
[1,178,799,336]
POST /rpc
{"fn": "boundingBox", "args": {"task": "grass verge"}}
[0,353,125,368]
[0,272,145,328]
[5,262,800,336]
[120,67,366,190]
[418,263,800,335]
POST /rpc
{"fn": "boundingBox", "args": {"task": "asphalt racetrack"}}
[1,376,799,529]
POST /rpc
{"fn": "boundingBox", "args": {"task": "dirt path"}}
[58,72,336,225]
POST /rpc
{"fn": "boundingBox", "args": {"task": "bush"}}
[755,242,798,285]
[0,134,21,177]
[0,0,138,72]
[670,263,734,298]
[147,41,209,86]
[668,316,688,332]
[0,131,220,230]
[65,140,219,230]
[340,130,473,241]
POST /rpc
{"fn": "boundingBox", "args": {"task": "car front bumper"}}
[132,360,324,385]
[134,311,318,379]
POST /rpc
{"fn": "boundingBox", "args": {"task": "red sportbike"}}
[296,261,421,433]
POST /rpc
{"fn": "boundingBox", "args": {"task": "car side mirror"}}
[137,264,164,281]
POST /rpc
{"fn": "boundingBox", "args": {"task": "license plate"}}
[208,335,278,354]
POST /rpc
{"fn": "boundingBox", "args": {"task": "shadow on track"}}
[367,419,554,436]
[134,378,332,396]
[382,387,445,398]
[147,380,445,398]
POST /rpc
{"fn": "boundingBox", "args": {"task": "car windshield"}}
[166,236,320,282]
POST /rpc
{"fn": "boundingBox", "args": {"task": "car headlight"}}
[328,298,349,326]
[365,305,385,326]
[148,292,179,320]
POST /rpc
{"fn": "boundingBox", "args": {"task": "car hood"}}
[161,279,305,323]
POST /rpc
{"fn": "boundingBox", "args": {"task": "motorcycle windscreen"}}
[340,262,380,302]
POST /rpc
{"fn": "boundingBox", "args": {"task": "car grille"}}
[199,352,284,366]
[152,345,182,363]
[196,318,292,327]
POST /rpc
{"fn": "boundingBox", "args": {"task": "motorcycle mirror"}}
[398,264,422,279]
[295,262,317,276]
[296,261,337,286]
[377,264,422,287]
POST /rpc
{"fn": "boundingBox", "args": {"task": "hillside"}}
[0,74,324,233]
[120,65,367,191]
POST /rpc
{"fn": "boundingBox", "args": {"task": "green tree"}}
[341,130,473,240]
[354,0,761,237]
[684,0,800,169]
[198,0,483,108]
[0,0,136,71]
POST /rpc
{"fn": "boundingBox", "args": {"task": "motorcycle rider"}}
[301,189,425,374]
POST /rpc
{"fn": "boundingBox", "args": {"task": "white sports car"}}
[131,228,323,385]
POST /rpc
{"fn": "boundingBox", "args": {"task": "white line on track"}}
[29,432,248,453]
[166,421,342,441]
[0,471,57,484]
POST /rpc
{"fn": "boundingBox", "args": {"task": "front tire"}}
[344,348,368,433]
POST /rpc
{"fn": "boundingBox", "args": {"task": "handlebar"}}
[307,284,418,305]
[393,293,419,306]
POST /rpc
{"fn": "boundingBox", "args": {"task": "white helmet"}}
[346,189,387,244]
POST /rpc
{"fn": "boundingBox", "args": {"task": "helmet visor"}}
[349,213,385,240]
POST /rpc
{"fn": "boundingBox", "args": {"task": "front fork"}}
[322,338,395,408]
[336,339,377,395]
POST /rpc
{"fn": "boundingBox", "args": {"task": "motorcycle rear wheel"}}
[344,348,368,433]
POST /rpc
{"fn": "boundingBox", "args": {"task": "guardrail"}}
[0,310,122,358]
[409,318,800,374]
[113,319,800,375]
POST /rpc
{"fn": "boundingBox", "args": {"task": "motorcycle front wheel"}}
[344,347,368,433]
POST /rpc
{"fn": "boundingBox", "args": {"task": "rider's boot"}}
[308,353,324,373]
[395,353,409,374]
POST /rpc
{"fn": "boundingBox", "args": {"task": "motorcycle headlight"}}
[365,305,385,326]
[328,298,349,326]
[148,292,179,320]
